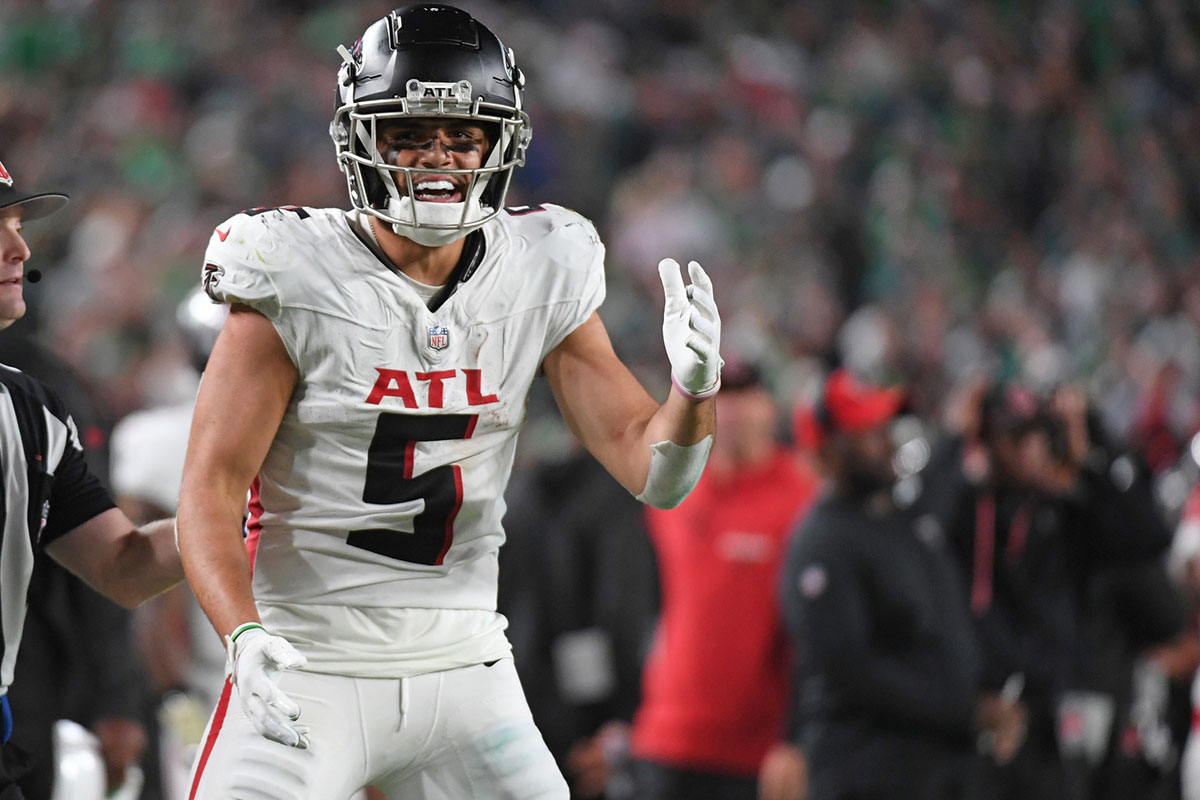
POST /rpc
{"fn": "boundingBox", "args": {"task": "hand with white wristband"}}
[225,622,310,749]
[658,258,722,400]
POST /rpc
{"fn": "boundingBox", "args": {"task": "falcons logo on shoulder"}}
[203,263,225,302]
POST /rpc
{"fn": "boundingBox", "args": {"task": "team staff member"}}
[0,158,183,798]
[780,369,1024,800]
[177,5,721,799]
[625,360,817,800]
[563,361,816,800]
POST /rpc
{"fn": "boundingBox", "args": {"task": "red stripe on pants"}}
[188,677,234,800]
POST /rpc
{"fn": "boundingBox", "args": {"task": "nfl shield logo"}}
[428,324,450,351]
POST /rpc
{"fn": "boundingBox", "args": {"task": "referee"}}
[0,158,183,798]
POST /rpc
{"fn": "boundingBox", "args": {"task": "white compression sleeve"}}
[634,435,714,510]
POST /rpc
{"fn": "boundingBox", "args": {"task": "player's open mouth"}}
[413,180,462,203]
[0,277,22,286]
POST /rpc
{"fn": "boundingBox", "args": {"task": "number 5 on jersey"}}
[346,412,476,565]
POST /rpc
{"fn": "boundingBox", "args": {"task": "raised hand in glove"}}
[658,258,722,400]
[226,623,310,748]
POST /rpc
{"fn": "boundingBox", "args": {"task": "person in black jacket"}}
[923,380,1180,800]
[780,369,1024,800]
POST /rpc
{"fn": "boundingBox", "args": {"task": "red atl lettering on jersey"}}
[415,370,456,408]
[366,369,418,407]
[365,368,499,407]
[463,369,498,405]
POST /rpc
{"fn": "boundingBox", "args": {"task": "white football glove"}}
[658,258,722,399]
[226,625,310,749]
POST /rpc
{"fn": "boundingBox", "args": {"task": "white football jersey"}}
[201,203,605,676]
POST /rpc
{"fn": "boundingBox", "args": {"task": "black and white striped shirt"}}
[0,364,114,696]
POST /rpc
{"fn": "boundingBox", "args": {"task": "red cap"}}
[804,369,904,447]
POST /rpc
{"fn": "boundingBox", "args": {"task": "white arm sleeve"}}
[634,435,713,510]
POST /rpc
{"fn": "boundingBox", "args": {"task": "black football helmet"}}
[330,4,532,245]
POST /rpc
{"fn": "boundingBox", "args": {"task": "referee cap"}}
[0,159,69,221]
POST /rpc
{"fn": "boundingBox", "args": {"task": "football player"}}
[176,4,721,800]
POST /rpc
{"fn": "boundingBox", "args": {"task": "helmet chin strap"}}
[385,196,492,246]
[380,127,508,246]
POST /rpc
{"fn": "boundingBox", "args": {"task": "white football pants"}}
[185,658,568,800]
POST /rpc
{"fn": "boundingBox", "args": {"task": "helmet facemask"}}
[330,10,533,247]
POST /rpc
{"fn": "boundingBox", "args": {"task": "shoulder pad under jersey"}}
[200,206,316,316]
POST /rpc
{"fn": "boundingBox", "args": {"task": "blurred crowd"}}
[3,0,1200,798]
[2,0,1198,440]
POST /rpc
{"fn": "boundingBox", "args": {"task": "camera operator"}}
[924,380,1180,800]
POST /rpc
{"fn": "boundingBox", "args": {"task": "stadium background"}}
[2,0,1197,456]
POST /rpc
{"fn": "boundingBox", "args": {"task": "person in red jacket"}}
[626,359,819,800]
